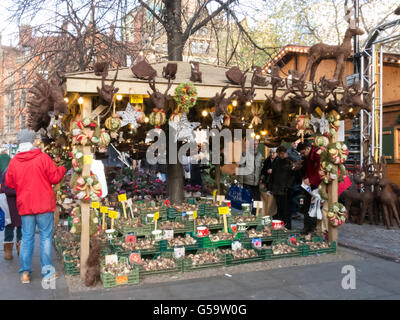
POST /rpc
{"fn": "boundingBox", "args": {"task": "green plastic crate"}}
[101,258,139,288]
[138,258,181,278]
[226,249,267,265]
[63,256,80,276]
[299,237,336,256]
[268,239,301,259]
[271,228,301,241]
[178,249,226,272]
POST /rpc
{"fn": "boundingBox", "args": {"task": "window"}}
[8,116,15,133]
[41,53,46,61]
[21,90,26,108]
[191,42,196,53]
[198,43,203,54]
[8,91,15,108]
[21,114,26,129]
[126,56,132,66]
[22,69,27,84]
[23,46,30,56]
[202,28,208,36]
[39,70,49,80]
[155,44,160,52]
[162,44,167,52]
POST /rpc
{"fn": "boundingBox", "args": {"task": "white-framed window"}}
[8,116,15,133]
[39,70,49,80]
[23,46,30,56]
[198,43,203,54]
[191,41,196,53]
[202,28,208,36]
[126,55,132,66]
[21,69,27,84]
[21,90,26,108]
[41,53,46,61]
[21,114,26,129]
[162,43,167,52]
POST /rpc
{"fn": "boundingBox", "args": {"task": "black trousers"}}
[302,188,317,232]
[274,194,291,230]
[243,184,260,214]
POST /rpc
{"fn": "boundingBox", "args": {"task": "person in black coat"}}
[260,148,277,192]
[269,146,296,229]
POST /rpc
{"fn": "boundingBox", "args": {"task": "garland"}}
[173,83,197,114]
[71,117,111,150]
[70,206,99,235]
[70,173,102,203]
[327,202,347,227]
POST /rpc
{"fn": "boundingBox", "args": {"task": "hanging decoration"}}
[149,109,167,127]
[169,113,200,143]
[70,206,100,235]
[327,202,347,227]
[210,111,224,130]
[70,173,103,203]
[116,103,143,129]
[173,83,198,114]
[309,113,329,135]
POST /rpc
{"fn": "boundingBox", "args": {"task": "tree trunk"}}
[165,0,184,204]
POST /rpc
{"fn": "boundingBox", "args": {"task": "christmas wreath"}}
[173,83,197,114]
[327,202,347,227]
[70,173,102,203]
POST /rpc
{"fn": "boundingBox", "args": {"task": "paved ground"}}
[1,226,399,300]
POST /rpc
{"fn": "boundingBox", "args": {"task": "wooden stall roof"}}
[64,61,321,101]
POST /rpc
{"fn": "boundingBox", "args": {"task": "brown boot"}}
[3,242,13,260]
[21,271,30,284]
[16,241,21,256]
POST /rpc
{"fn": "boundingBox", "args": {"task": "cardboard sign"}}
[91,202,100,209]
[129,252,141,264]
[115,275,128,285]
[232,241,242,251]
[125,232,136,244]
[153,211,159,221]
[253,201,263,209]
[252,238,262,248]
[100,206,108,213]
[163,229,174,240]
[118,194,127,202]
[130,94,143,104]
[108,210,118,219]
[83,155,93,165]
[105,254,118,265]
[218,207,230,215]
[174,247,185,259]
[126,198,133,207]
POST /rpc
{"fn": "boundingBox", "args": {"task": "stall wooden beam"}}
[80,96,92,281]
[328,131,339,243]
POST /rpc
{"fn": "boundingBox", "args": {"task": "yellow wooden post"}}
[80,95,92,281]
[328,130,339,243]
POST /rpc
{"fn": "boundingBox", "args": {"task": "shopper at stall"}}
[260,147,277,191]
[269,146,295,229]
[297,140,322,234]
[287,140,303,220]
[6,129,66,284]
[237,137,263,212]
[0,149,11,185]
[1,168,21,260]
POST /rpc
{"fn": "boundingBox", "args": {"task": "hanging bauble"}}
[149,109,167,127]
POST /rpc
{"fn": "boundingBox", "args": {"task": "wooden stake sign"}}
[118,194,128,219]
[218,206,229,233]
[126,198,134,219]
[193,210,197,233]
[108,210,118,229]
[153,211,160,231]
[213,190,217,203]
[100,206,108,230]
[217,195,225,206]
[253,201,263,217]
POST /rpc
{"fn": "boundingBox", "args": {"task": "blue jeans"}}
[20,212,54,276]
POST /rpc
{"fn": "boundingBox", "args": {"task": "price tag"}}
[217,195,225,202]
[105,254,118,265]
[163,229,174,240]
[213,190,217,199]
[289,235,297,245]
[100,206,108,213]
[130,94,143,104]
[63,220,69,226]
[108,210,118,219]
[126,198,133,207]
[83,155,93,165]
[153,211,159,221]
[91,202,100,209]
[129,252,141,264]
[125,232,136,244]
[232,241,242,251]
[118,194,127,202]
[253,201,263,209]
[193,211,197,219]
[218,207,230,215]
[115,275,128,285]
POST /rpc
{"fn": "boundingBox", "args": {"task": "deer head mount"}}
[147,78,172,111]
[131,60,157,80]
[264,66,288,114]
[231,72,256,107]
[207,85,235,117]
[302,1,364,83]
[96,68,119,104]
[189,61,202,83]
[285,76,312,114]
[94,61,109,77]
[162,63,177,80]
[310,78,331,113]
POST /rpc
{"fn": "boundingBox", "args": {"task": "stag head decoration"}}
[302,1,364,83]
[207,85,235,118]
[252,65,268,87]
[96,68,119,104]
[231,72,256,108]
[285,72,312,114]
[264,66,288,114]
[310,78,331,113]
[147,78,173,111]
[189,61,202,83]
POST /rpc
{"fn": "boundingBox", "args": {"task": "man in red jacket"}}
[297,141,322,235]
[6,129,66,284]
